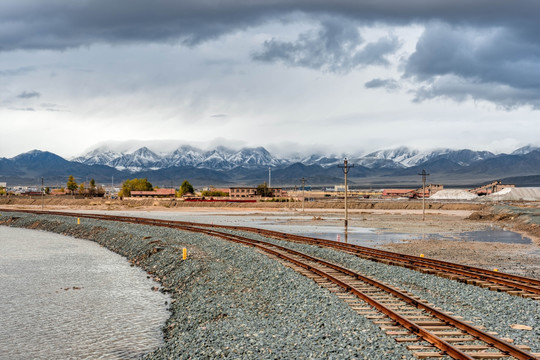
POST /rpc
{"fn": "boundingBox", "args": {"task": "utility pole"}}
[300,177,306,212]
[418,169,430,221]
[41,177,44,210]
[268,167,271,189]
[338,158,354,229]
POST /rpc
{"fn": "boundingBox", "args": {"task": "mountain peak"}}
[69,143,538,174]
[512,145,540,155]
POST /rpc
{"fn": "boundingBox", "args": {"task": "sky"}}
[1,0,539,159]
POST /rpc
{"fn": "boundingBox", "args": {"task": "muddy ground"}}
[1,197,539,279]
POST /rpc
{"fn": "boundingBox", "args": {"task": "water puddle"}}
[68,210,532,246]
[430,229,531,245]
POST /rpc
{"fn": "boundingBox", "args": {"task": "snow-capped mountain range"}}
[73,145,288,172]
[72,144,540,173]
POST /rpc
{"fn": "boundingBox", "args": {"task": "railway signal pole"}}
[338,158,354,231]
[418,169,430,221]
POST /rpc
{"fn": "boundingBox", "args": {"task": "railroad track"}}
[245,227,540,301]
[1,209,539,359]
[3,209,540,300]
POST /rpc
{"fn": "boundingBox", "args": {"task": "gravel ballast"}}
[225,228,540,353]
[1,212,415,359]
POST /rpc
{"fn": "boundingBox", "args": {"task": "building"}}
[51,188,70,196]
[229,187,287,199]
[20,191,43,196]
[130,188,176,198]
[416,184,444,198]
[229,187,258,198]
[469,181,515,195]
[382,189,416,199]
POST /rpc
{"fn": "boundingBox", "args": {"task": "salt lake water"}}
[72,210,532,245]
[0,226,170,360]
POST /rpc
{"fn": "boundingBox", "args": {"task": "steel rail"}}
[229,226,540,288]
[184,226,535,360]
[2,208,540,296]
[1,209,535,359]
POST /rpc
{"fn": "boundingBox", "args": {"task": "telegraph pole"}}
[338,158,354,230]
[418,169,430,221]
[300,177,306,212]
[41,177,44,210]
[268,167,271,188]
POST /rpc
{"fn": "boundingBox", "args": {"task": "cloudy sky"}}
[1,0,539,158]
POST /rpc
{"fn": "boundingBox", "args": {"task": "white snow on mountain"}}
[72,148,122,166]
[74,145,288,172]
[72,144,530,172]
[511,145,540,155]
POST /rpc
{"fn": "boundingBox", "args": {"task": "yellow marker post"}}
[77,218,80,225]
[493,268,498,272]
[182,248,187,260]
[420,253,425,258]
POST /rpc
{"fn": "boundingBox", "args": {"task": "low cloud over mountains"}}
[2,144,539,187]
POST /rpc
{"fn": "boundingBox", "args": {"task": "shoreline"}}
[2,200,540,279]
[2,210,539,358]
[0,211,414,359]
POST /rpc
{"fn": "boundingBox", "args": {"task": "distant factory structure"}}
[469,180,514,195]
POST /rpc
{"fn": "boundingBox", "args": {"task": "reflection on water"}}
[0,226,169,360]
[297,228,531,246]
[78,210,532,246]
[430,229,532,244]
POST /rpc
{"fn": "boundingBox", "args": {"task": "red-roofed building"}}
[131,188,176,198]
[382,189,416,199]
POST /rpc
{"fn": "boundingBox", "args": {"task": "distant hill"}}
[1,146,539,187]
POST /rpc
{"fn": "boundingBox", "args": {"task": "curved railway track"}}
[4,208,538,300]
[1,209,539,359]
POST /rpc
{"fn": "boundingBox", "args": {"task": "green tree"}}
[178,180,194,196]
[89,178,96,196]
[201,189,228,197]
[256,182,272,197]
[78,183,85,195]
[66,175,78,195]
[118,178,153,197]
[44,187,50,195]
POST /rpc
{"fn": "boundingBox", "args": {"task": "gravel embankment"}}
[224,228,540,353]
[0,212,415,359]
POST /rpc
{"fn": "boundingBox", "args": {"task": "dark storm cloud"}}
[412,75,540,110]
[17,90,40,99]
[364,78,400,90]
[253,19,400,72]
[2,0,540,108]
[1,0,538,51]
[405,22,540,108]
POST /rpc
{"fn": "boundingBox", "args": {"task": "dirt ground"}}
[271,208,540,279]
[1,198,539,279]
